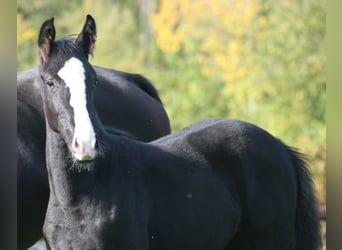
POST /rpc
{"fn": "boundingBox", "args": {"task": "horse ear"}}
[38,17,56,63]
[76,14,97,60]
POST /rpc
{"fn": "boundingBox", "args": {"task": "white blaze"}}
[58,57,96,160]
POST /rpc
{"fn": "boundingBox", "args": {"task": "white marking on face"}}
[58,57,96,160]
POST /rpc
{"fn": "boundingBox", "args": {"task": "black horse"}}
[38,16,321,250]
[18,15,171,249]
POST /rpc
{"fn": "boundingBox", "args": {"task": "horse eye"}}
[46,80,55,88]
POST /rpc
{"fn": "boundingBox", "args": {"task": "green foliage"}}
[17,0,141,71]
[149,0,325,202]
[17,0,325,204]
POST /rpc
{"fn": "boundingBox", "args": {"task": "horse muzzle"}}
[71,136,96,161]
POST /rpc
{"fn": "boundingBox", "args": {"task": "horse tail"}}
[286,146,322,250]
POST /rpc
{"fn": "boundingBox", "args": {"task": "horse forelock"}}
[42,38,85,74]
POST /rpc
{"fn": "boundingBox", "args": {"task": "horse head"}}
[38,15,98,162]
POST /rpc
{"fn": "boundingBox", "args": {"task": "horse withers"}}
[38,15,321,250]
[17,15,170,249]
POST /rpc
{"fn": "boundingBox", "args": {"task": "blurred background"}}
[17,0,325,249]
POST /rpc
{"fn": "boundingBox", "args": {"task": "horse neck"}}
[45,126,96,207]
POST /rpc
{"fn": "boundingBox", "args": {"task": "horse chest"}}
[43,192,150,250]
[43,204,120,249]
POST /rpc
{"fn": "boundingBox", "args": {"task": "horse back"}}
[93,67,170,140]
[93,66,162,103]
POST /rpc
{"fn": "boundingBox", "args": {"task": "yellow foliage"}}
[150,0,259,83]
[17,14,37,47]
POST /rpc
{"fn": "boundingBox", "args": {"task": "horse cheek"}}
[44,102,59,132]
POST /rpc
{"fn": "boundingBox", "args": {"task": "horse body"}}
[38,15,321,250]
[17,100,49,249]
[17,18,170,249]
[42,117,315,250]
[43,120,239,250]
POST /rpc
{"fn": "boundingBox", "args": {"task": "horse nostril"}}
[74,138,80,149]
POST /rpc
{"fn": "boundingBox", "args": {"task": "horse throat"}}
[45,127,95,207]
